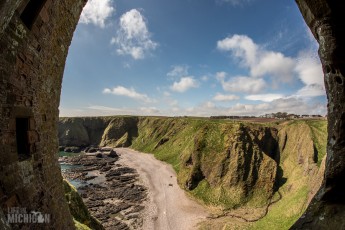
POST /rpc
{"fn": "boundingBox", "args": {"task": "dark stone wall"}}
[0,0,86,229]
[293,1,345,229]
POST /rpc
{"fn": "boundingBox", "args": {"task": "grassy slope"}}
[129,117,327,230]
[246,119,327,230]
[131,117,260,208]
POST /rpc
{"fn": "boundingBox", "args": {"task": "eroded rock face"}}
[59,118,90,147]
[184,124,279,207]
[58,117,139,148]
[100,117,139,147]
[293,1,345,228]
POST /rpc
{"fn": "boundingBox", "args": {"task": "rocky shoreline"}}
[60,150,148,230]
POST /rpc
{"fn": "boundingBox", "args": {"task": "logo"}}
[7,207,50,224]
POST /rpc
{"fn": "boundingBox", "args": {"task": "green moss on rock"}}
[63,180,104,230]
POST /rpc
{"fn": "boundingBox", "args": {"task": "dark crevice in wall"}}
[20,0,47,30]
[16,117,30,161]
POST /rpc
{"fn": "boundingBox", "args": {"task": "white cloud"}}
[182,97,326,117]
[88,105,126,112]
[217,0,253,6]
[201,75,209,82]
[217,34,326,99]
[217,35,257,67]
[111,9,158,59]
[295,55,324,86]
[217,75,266,94]
[245,94,284,102]
[86,105,161,116]
[103,86,154,103]
[296,84,325,97]
[171,77,200,93]
[60,96,326,117]
[167,65,189,77]
[216,71,227,81]
[139,107,160,115]
[80,0,115,28]
[163,91,171,97]
[251,52,295,82]
[217,34,295,83]
[213,93,239,102]
[294,52,325,98]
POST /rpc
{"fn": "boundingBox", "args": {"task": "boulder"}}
[58,146,65,152]
[87,147,99,153]
[109,150,118,158]
[64,146,81,153]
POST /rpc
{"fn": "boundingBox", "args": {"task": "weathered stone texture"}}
[293,1,345,228]
[0,0,86,229]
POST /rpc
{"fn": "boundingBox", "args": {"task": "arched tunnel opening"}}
[0,0,344,229]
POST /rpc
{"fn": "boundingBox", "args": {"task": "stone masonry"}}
[0,0,86,229]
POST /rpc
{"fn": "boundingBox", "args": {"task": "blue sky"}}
[59,0,327,117]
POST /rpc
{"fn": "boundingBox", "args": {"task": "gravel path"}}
[115,148,209,230]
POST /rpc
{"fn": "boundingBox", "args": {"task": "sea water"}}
[59,151,85,188]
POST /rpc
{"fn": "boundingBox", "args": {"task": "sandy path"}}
[115,148,209,230]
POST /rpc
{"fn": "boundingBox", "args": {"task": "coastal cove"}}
[58,116,327,229]
[59,148,208,230]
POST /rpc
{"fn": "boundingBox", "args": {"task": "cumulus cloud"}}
[80,0,115,28]
[294,53,325,98]
[217,34,325,99]
[171,77,200,93]
[111,9,158,59]
[167,65,189,78]
[296,84,325,97]
[245,94,284,102]
[216,73,266,94]
[217,35,258,67]
[217,34,295,82]
[251,52,295,82]
[213,93,239,102]
[103,86,154,103]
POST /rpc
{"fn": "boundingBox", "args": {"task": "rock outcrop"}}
[58,117,139,148]
[100,117,138,147]
[63,180,104,230]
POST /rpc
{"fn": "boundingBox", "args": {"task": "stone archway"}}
[292,1,345,228]
[0,0,343,229]
[0,1,86,228]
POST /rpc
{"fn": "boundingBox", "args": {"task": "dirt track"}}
[115,148,208,230]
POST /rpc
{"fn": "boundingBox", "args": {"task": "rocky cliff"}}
[58,116,138,148]
[58,116,327,228]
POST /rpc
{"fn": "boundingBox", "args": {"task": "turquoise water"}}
[58,151,84,157]
[59,151,106,189]
[59,153,85,188]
